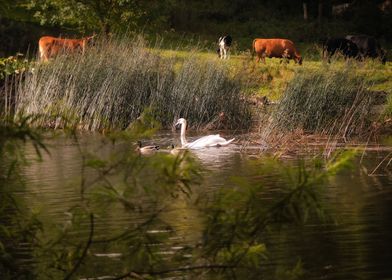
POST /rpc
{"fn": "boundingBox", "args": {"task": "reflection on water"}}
[20,132,392,279]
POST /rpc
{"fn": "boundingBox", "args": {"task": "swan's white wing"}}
[185,134,235,149]
[207,138,235,147]
[185,135,220,148]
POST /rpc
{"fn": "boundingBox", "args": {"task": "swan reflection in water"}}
[169,141,238,169]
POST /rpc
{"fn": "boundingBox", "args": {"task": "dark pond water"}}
[19,131,392,279]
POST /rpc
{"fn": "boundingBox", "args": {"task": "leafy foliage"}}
[26,0,173,34]
[0,54,30,80]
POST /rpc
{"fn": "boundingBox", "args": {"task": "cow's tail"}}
[251,39,257,58]
[38,43,45,61]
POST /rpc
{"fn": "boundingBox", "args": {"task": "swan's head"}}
[175,118,187,127]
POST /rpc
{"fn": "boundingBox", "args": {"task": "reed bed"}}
[14,36,251,130]
[262,67,379,143]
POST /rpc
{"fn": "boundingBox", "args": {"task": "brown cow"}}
[253,38,302,65]
[38,35,95,61]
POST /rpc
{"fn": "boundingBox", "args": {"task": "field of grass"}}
[12,37,252,131]
[158,44,392,140]
[159,46,392,101]
[2,35,391,135]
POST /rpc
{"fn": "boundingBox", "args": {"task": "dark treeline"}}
[1,0,391,55]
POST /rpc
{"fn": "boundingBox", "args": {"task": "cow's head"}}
[380,49,387,64]
[297,56,303,65]
[84,34,96,47]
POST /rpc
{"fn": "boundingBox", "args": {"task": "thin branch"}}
[92,208,164,243]
[63,213,94,280]
[112,264,240,280]
[369,151,392,176]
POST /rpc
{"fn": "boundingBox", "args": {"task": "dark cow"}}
[345,35,387,64]
[217,35,232,59]
[323,38,359,63]
[253,38,302,64]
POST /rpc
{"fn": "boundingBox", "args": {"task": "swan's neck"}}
[180,122,188,146]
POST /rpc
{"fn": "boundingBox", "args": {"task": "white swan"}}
[175,118,235,149]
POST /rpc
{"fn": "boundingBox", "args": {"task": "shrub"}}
[0,54,29,80]
[0,54,31,116]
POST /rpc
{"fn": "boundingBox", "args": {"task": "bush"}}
[0,54,31,116]
[0,54,29,80]
[14,35,251,130]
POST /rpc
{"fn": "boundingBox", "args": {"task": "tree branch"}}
[63,213,94,280]
[112,264,240,280]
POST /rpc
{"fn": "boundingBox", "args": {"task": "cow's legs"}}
[39,45,48,61]
[261,53,266,63]
[41,50,49,62]
[223,48,228,59]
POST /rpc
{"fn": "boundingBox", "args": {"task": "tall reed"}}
[14,35,251,130]
[262,67,378,141]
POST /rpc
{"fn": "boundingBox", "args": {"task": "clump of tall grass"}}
[262,67,380,141]
[14,35,251,131]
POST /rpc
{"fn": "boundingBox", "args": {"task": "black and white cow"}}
[217,35,232,59]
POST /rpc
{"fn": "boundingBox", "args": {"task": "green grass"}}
[153,48,392,138]
[159,46,391,102]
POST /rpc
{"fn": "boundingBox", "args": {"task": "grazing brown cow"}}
[38,35,95,61]
[253,38,302,64]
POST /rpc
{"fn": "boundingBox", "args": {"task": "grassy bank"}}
[12,36,251,131]
[1,35,391,138]
[194,46,391,141]
[157,45,391,98]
